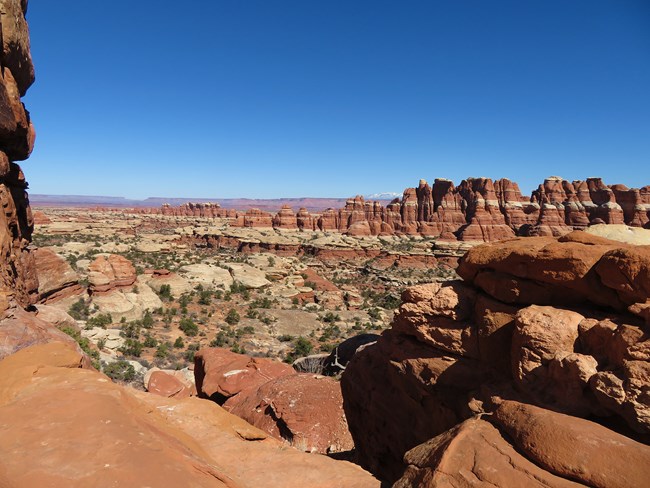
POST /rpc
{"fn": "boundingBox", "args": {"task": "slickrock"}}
[0,342,379,488]
[87,254,137,293]
[33,247,82,302]
[491,401,650,488]
[0,306,82,361]
[179,262,234,289]
[394,417,584,488]
[227,373,354,454]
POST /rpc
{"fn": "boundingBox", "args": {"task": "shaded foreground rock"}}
[0,342,379,487]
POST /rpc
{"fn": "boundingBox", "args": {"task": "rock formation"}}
[342,231,650,484]
[141,176,650,242]
[0,0,36,314]
[195,347,355,455]
[0,342,380,487]
[33,247,82,302]
[87,254,137,294]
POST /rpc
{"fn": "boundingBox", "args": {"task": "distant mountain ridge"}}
[30,194,394,212]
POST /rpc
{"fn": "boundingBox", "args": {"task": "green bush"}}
[87,313,111,329]
[103,360,136,382]
[68,299,90,321]
[142,310,154,328]
[173,336,185,348]
[225,309,240,326]
[179,317,198,337]
[119,339,143,358]
[157,284,173,301]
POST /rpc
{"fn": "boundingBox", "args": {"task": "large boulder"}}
[395,417,583,488]
[194,347,295,403]
[87,254,137,294]
[33,247,82,302]
[341,330,492,481]
[227,373,354,454]
[344,232,650,483]
[457,231,650,312]
[491,401,650,488]
[0,306,83,361]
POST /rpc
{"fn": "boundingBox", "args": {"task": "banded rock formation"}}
[141,176,650,242]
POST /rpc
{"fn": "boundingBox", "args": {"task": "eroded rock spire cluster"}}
[146,176,650,241]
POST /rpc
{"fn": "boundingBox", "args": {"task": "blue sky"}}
[23,1,650,199]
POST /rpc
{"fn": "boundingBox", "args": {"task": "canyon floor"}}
[31,206,458,380]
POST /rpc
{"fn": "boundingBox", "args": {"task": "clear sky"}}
[23,0,650,199]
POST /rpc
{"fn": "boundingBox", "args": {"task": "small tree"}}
[179,317,198,337]
[103,360,136,383]
[225,309,240,326]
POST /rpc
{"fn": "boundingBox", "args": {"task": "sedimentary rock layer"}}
[134,176,650,242]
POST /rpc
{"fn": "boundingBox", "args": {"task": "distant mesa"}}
[122,176,650,243]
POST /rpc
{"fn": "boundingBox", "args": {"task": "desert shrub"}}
[142,310,154,328]
[119,339,143,358]
[179,317,198,337]
[210,331,228,347]
[250,297,272,309]
[184,343,200,362]
[157,284,173,301]
[198,290,212,305]
[103,360,136,382]
[68,299,90,321]
[155,342,171,359]
[173,337,185,348]
[143,335,158,348]
[320,312,340,324]
[87,313,112,329]
[225,309,240,326]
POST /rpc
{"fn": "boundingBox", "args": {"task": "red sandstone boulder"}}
[87,254,137,293]
[457,232,648,311]
[146,370,193,399]
[395,417,582,488]
[341,330,491,482]
[393,282,479,358]
[491,400,650,488]
[33,247,82,302]
[194,347,295,402]
[227,373,354,454]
